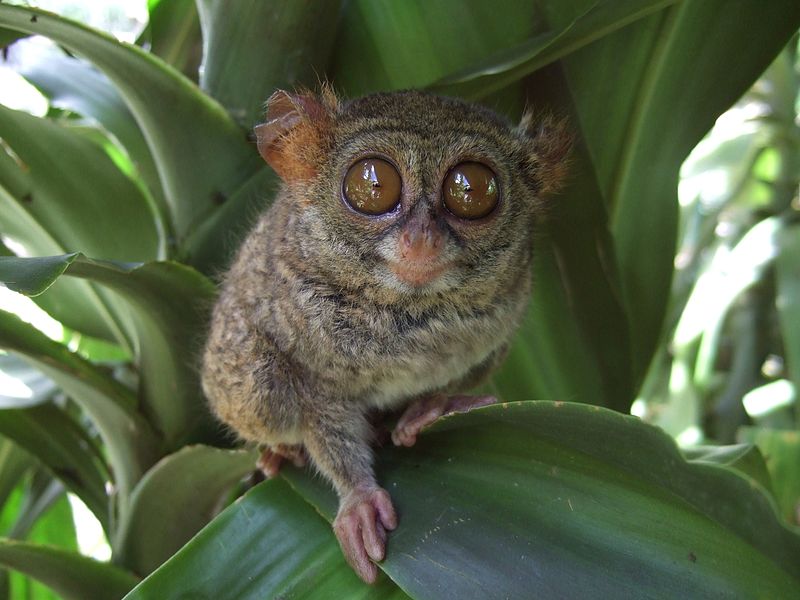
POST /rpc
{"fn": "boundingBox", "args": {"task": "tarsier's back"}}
[202,88,569,583]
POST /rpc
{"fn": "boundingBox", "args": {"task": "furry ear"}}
[254,88,339,183]
[518,111,572,195]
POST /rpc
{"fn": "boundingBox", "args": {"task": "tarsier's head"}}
[256,88,570,301]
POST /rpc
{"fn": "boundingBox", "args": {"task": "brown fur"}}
[202,89,569,573]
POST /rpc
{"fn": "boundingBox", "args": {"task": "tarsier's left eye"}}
[443,162,499,220]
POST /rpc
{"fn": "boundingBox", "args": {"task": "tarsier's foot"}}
[334,486,397,584]
[256,443,307,478]
[392,394,497,447]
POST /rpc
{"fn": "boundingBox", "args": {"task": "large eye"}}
[443,162,499,220]
[343,158,402,215]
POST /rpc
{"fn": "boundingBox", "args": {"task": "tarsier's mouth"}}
[388,259,450,287]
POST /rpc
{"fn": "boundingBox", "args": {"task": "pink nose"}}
[398,219,444,262]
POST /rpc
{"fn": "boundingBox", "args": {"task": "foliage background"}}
[0,0,798,598]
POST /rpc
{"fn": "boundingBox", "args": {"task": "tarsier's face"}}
[257,90,569,297]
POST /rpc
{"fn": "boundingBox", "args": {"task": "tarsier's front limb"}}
[301,402,397,584]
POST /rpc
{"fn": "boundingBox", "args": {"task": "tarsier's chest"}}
[302,297,518,408]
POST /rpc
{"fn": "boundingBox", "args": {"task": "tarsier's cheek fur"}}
[202,88,570,583]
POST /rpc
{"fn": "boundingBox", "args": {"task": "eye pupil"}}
[344,158,401,215]
[443,162,499,220]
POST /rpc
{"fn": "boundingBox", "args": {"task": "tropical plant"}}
[0,1,798,598]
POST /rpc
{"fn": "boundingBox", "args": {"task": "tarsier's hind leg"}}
[391,394,497,447]
[257,443,307,478]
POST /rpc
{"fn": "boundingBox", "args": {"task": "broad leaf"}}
[739,427,800,526]
[197,0,344,128]
[429,0,676,98]
[15,50,167,220]
[0,310,158,508]
[0,4,262,241]
[0,103,160,345]
[114,446,256,575]
[136,0,201,79]
[282,402,800,598]
[0,539,138,600]
[776,224,800,422]
[0,253,217,447]
[0,404,109,529]
[553,0,800,386]
[0,352,57,409]
[123,478,409,600]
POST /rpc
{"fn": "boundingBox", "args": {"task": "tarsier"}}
[202,88,569,583]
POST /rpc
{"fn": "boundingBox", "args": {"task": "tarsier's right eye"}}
[343,158,402,215]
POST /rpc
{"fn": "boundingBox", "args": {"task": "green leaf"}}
[283,402,799,598]
[136,0,201,79]
[15,51,168,221]
[0,437,33,515]
[491,244,608,405]
[196,0,344,128]
[0,102,161,345]
[0,3,263,241]
[682,443,773,494]
[429,0,676,98]
[739,427,800,526]
[0,309,159,510]
[558,0,800,386]
[0,104,161,263]
[114,446,256,576]
[332,0,538,97]
[0,404,109,530]
[0,539,138,600]
[776,224,800,425]
[123,478,409,600]
[0,352,57,409]
[0,253,217,447]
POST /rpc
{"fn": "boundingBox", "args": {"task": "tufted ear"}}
[518,111,572,195]
[254,88,338,183]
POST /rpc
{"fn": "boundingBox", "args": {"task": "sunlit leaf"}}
[0,404,109,529]
[0,539,138,600]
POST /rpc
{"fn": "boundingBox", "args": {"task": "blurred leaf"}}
[0,437,33,515]
[0,104,160,263]
[136,0,201,79]
[430,0,676,98]
[682,443,773,493]
[15,51,168,222]
[0,102,161,345]
[5,479,75,600]
[0,352,57,409]
[123,478,409,600]
[0,404,109,529]
[776,224,800,423]
[492,244,607,405]
[739,427,800,527]
[0,252,217,447]
[0,4,263,242]
[284,402,800,598]
[197,0,344,128]
[550,0,800,387]
[0,28,26,47]
[0,309,159,508]
[0,539,138,600]
[114,446,256,576]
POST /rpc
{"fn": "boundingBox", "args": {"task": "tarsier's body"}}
[202,89,568,583]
